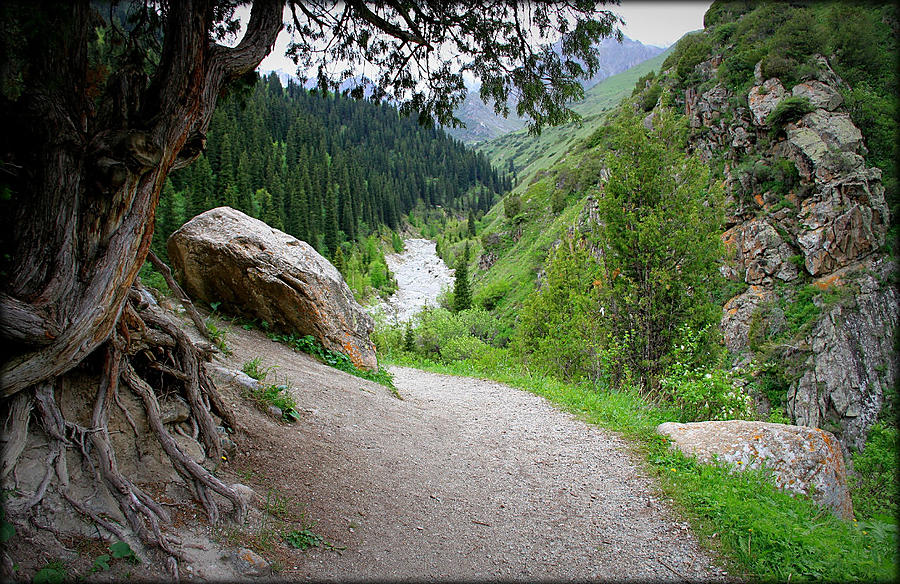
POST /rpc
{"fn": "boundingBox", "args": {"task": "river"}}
[371,238,454,324]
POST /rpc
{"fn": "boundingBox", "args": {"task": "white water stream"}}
[371,238,454,324]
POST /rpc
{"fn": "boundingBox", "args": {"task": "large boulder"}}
[791,80,842,112]
[786,110,865,184]
[720,285,776,353]
[657,420,853,519]
[722,218,799,286]
[167,207,377,370]
[795,167,888,275]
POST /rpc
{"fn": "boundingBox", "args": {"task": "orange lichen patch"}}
[747,285,768,298]
[343,339,363,368]
[721,227,739,250]
[813,272,843,290]
[754,193,766,207]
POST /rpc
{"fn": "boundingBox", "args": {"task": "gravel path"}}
[216,237,728,581]
[225,333,729,581]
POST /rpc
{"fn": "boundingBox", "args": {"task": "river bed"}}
[370,238,454,324]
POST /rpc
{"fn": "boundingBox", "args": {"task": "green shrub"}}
[639,82,662,112]
[660,325,754,422]
[515,234,606,382]
[440,335,489,362]
[850,422,899,520]
[408,307,502,363]
[503,193,522,218]
[473,280,509,311]
[662,31,713,84]
[765,96,813,128]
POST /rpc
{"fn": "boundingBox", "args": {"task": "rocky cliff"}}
[650,40,896,452]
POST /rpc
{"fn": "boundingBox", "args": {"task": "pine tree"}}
[332,245,346,275]
[453,243,472,312]
[404,321,415,352]
[467,210,476,237]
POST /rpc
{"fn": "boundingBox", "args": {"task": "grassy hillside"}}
[461,50,672,330]
[476,48,671,184]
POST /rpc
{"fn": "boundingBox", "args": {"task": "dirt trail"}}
[218,326,728,581]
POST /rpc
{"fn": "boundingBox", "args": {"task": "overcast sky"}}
[257,2,712,74]
[616,1,711,47]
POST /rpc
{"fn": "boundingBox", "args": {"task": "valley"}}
[2,1,897,582]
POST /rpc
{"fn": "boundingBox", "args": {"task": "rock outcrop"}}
[657,420,853,519]
[168,207,377,370]
[787,261,899,452]
[676,50,897,451]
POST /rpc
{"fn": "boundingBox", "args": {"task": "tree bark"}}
[1,0,283,397]
[0,0,282,566]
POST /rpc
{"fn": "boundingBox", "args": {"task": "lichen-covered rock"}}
[796,168,888,275]
[231,548,271,577]
[788,261,899,451]
[786,109,866,184]
[723,218,799,285]
[720,285,775,352]
[748,78,786,126]
[657,420,853,519]
[168,207,377,370]
[791,80,842,111]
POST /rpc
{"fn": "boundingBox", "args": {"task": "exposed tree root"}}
[1,283,246,576]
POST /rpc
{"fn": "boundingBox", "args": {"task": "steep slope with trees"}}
[420,0,896,455]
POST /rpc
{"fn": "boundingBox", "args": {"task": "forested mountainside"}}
[427,1,897,455]
[445,36,665,145]
[151,73,510,261]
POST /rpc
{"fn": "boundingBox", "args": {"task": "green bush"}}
[441,335,489,362]
[660,325,754,422]
[850,422,899,520]
[662,31,713,84]
[515,234,606,382]
[408,307,501,362]
[765,96,813,129]
[473,280,509,311]
[503,193,522,218]
[638,82,662,112]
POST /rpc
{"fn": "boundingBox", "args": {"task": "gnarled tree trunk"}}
[0,0,282,574]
